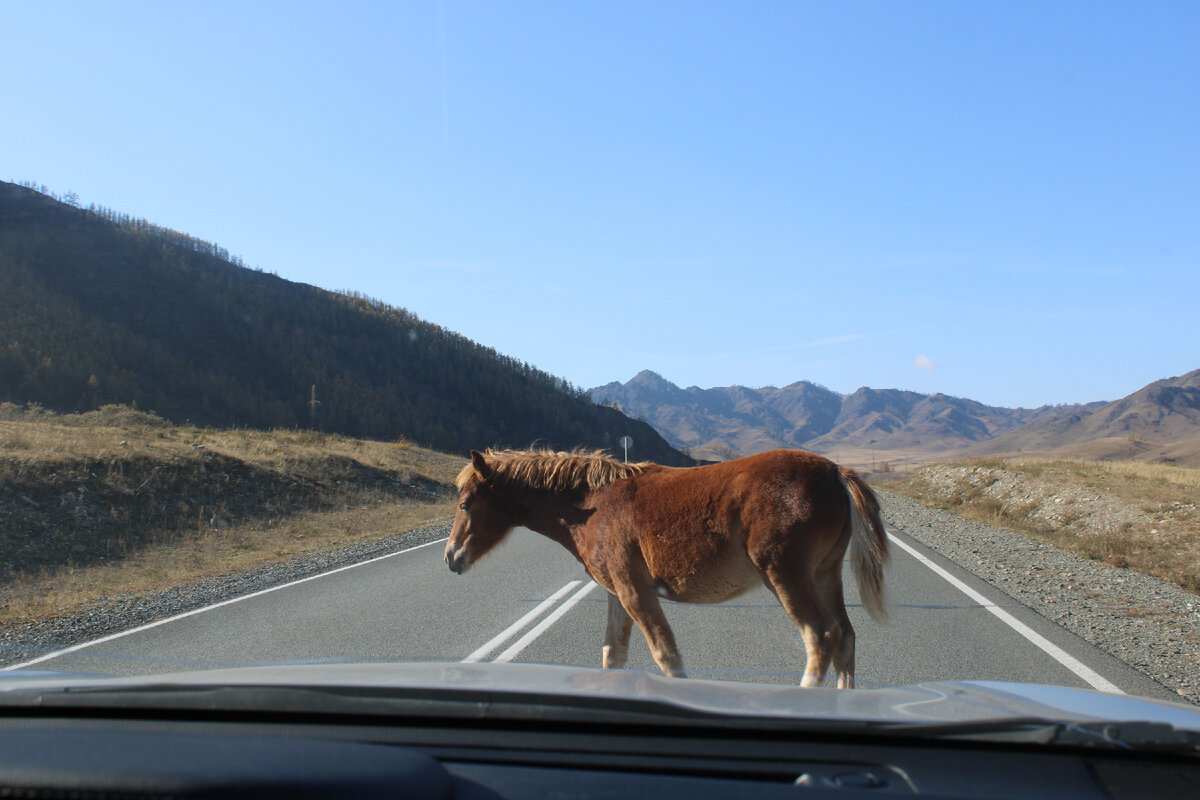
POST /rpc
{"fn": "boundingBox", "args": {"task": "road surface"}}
[7,527,1178,701]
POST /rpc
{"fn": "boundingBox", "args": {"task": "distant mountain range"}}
[590,369,1200,465]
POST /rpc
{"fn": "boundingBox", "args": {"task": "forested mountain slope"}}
[0,182,689,464]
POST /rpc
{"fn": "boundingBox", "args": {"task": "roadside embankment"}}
[0,404,461,626]
[884,459,1200,592]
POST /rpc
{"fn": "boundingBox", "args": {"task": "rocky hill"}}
[803,388,1100,453]
[969,369,1200,464]
[592,371,842,454]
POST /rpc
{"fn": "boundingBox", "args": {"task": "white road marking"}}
[888,531,1123,694]
[493,581,600,663]
[461,580,583,663]
[5,537,450,672]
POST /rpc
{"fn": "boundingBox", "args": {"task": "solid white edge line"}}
[493,581,600,664]
[887,530,1123,695]
[5,536,451,672]
[461,580,583,663]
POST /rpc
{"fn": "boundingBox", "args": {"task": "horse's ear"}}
[470,450,492,479]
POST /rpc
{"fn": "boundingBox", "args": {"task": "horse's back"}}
[634,449,844,521]
[606,450,849,602]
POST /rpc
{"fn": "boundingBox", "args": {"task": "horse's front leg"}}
[601,592,634,669]
[614,577,686,678]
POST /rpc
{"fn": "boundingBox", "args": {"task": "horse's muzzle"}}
[445,543,470,574]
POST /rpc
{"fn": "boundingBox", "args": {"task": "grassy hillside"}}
[0,181,690,465]
[0,404,463,624]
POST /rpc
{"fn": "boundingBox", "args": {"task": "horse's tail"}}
[839,466,890,623]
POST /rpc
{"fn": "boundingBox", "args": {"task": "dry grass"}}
[830,446,958,480]
[882,457,1200,593]
[962,456,1200,498]
[0,404,465,625]
[0,404,462,484]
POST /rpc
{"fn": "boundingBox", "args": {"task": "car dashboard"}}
[1,701,1197,799]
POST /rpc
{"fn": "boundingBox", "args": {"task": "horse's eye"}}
[459,502,471,513]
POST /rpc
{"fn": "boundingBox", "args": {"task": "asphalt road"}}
[9,527,1179,701]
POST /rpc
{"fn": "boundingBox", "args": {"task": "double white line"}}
[462,580,599,664]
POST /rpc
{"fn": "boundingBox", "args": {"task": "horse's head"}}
[444,450,520,574]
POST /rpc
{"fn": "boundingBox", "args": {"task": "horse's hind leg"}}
[602,592,634,669]
[761,566,842,688]
[833,618,855,689]
[819,562,856,689]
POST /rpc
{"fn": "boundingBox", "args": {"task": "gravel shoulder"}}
[880,490,1200,705]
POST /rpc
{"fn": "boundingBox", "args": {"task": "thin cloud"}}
[413,259,497,275]
[715,333,871,360]
[798,333,869,349]
[913,354,936,372]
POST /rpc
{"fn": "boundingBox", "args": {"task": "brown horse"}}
[444,448,889,688]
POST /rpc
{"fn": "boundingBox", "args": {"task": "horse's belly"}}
[656,555,762,604]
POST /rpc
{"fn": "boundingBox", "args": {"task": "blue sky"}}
[4,1,1197,408]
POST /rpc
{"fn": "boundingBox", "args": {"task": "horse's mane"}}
[455,448,647,493]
